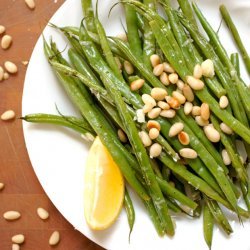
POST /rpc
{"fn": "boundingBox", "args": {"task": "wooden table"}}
[0,1,103,249]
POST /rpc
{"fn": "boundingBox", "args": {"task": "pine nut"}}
[136,109,145,123]
[166,96,180,109]
[149,143,162,158]
[139,131,152,147]
[37,207,50,220]
[160,109,176,118]
[143,104,153,114]
[148,107,161,119]
[1,35,12,49]
[4,61,18,74]
[192,106,201,116]
[142,94,156,107]
[168,73,178,84]
[151,87,168,101]
[12,234,25,244]
[219,95,229,109]
[163,62,175,73]
[186,76,204,90]
[204,125,220,143]
[221,149,231,165]
[193,64,202,79]
[116,33,127,42]
[178,131,190,145]
[3,72,9,80]
[200,103,210,120]
[176,80,185,90]
[22,61,29,66]
[49,231,60,246]
[172,91,186,104]
[160,72,170,85]
[1,110,15,121]
[3,211,21,221]
[12,244,20,250]
[153,64,164,76]
[157,101,170,110]
[195,116,209,127]
[220,123,233,135]
[0,66,3,81]
[201,59,215,78]
[179,148,197,159]
[0,182,4,191]
[0,25,5,35]
[150,54,161,67]
[184,102,193,115]
[124,61,134,75]
[147,120,161,131]
[169,122,184,137]
[149,128,160,140]
[182,84,194,102]
[114,57,122,69]
[130,79,145,91]
[25,0,36,10]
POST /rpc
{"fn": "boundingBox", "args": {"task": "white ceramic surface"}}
[22,0,250,249]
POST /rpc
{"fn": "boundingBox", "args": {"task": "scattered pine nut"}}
[192,106,201,116]
[117,129,127,143]
[169,122,184,137]
[0,182,4,191]
[1,110,16,121]
[220,123,233,135]
[124,61,134,75]
[0,66,3,81]
[184,102,193,115]
[25,0,36,10]
[22,61,29,66]
[201,59,215,78]
[193,64,202,79]
[179,148,197,159]
[160,109,176,118]
[166,96,180,109]
[153,63,164,76]
[136,109,145,123]
[1,35,12,49]
[200,103,210,120]
[176,80,185,90]
[150,54,161,67]
[182,84,194,102]
[148,107,161,119]
[163,62,175,73]
[195,116,209,127]
[130,79,145,91]
[149,128,159,140]
[49,231,60,246]
[12,244,20,250]
[172,91,186,104]
[204,125,220,143]
[168,73,178,84]
[147,120,161,131]
[149,143,162,158]
[221,149,231,165]
[139,131,152,147]
[157,101,170,110]
[3,72,9,80]
[219,95,229,109]
[151,87,168,101]
[142,94,156,107]
[116,33,127,42]
[12,234,25,244]
[3,211,21,221]
[160,72,170,85]
[178,131,190,145]
[186,76,204,90]
[0,25,5,35]
[4,61,18,74]
[143,104,153,114]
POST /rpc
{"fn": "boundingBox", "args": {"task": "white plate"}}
[22,0,250,249]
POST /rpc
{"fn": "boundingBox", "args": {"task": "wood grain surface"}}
[0,1,103,249]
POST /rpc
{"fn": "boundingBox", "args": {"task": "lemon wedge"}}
[84,136,125,230]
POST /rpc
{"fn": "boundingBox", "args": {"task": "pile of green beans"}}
[22,0,250,248]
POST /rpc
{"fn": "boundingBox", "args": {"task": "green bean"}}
[203,200,214,250]
[124,188,135,241]
[165,198,182,214]
[44,38,150,202]
[206,198,233,235]
[240,182,250,212]
[220,5,250,75]
[231,53,240,76]
[81,0,96,33]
